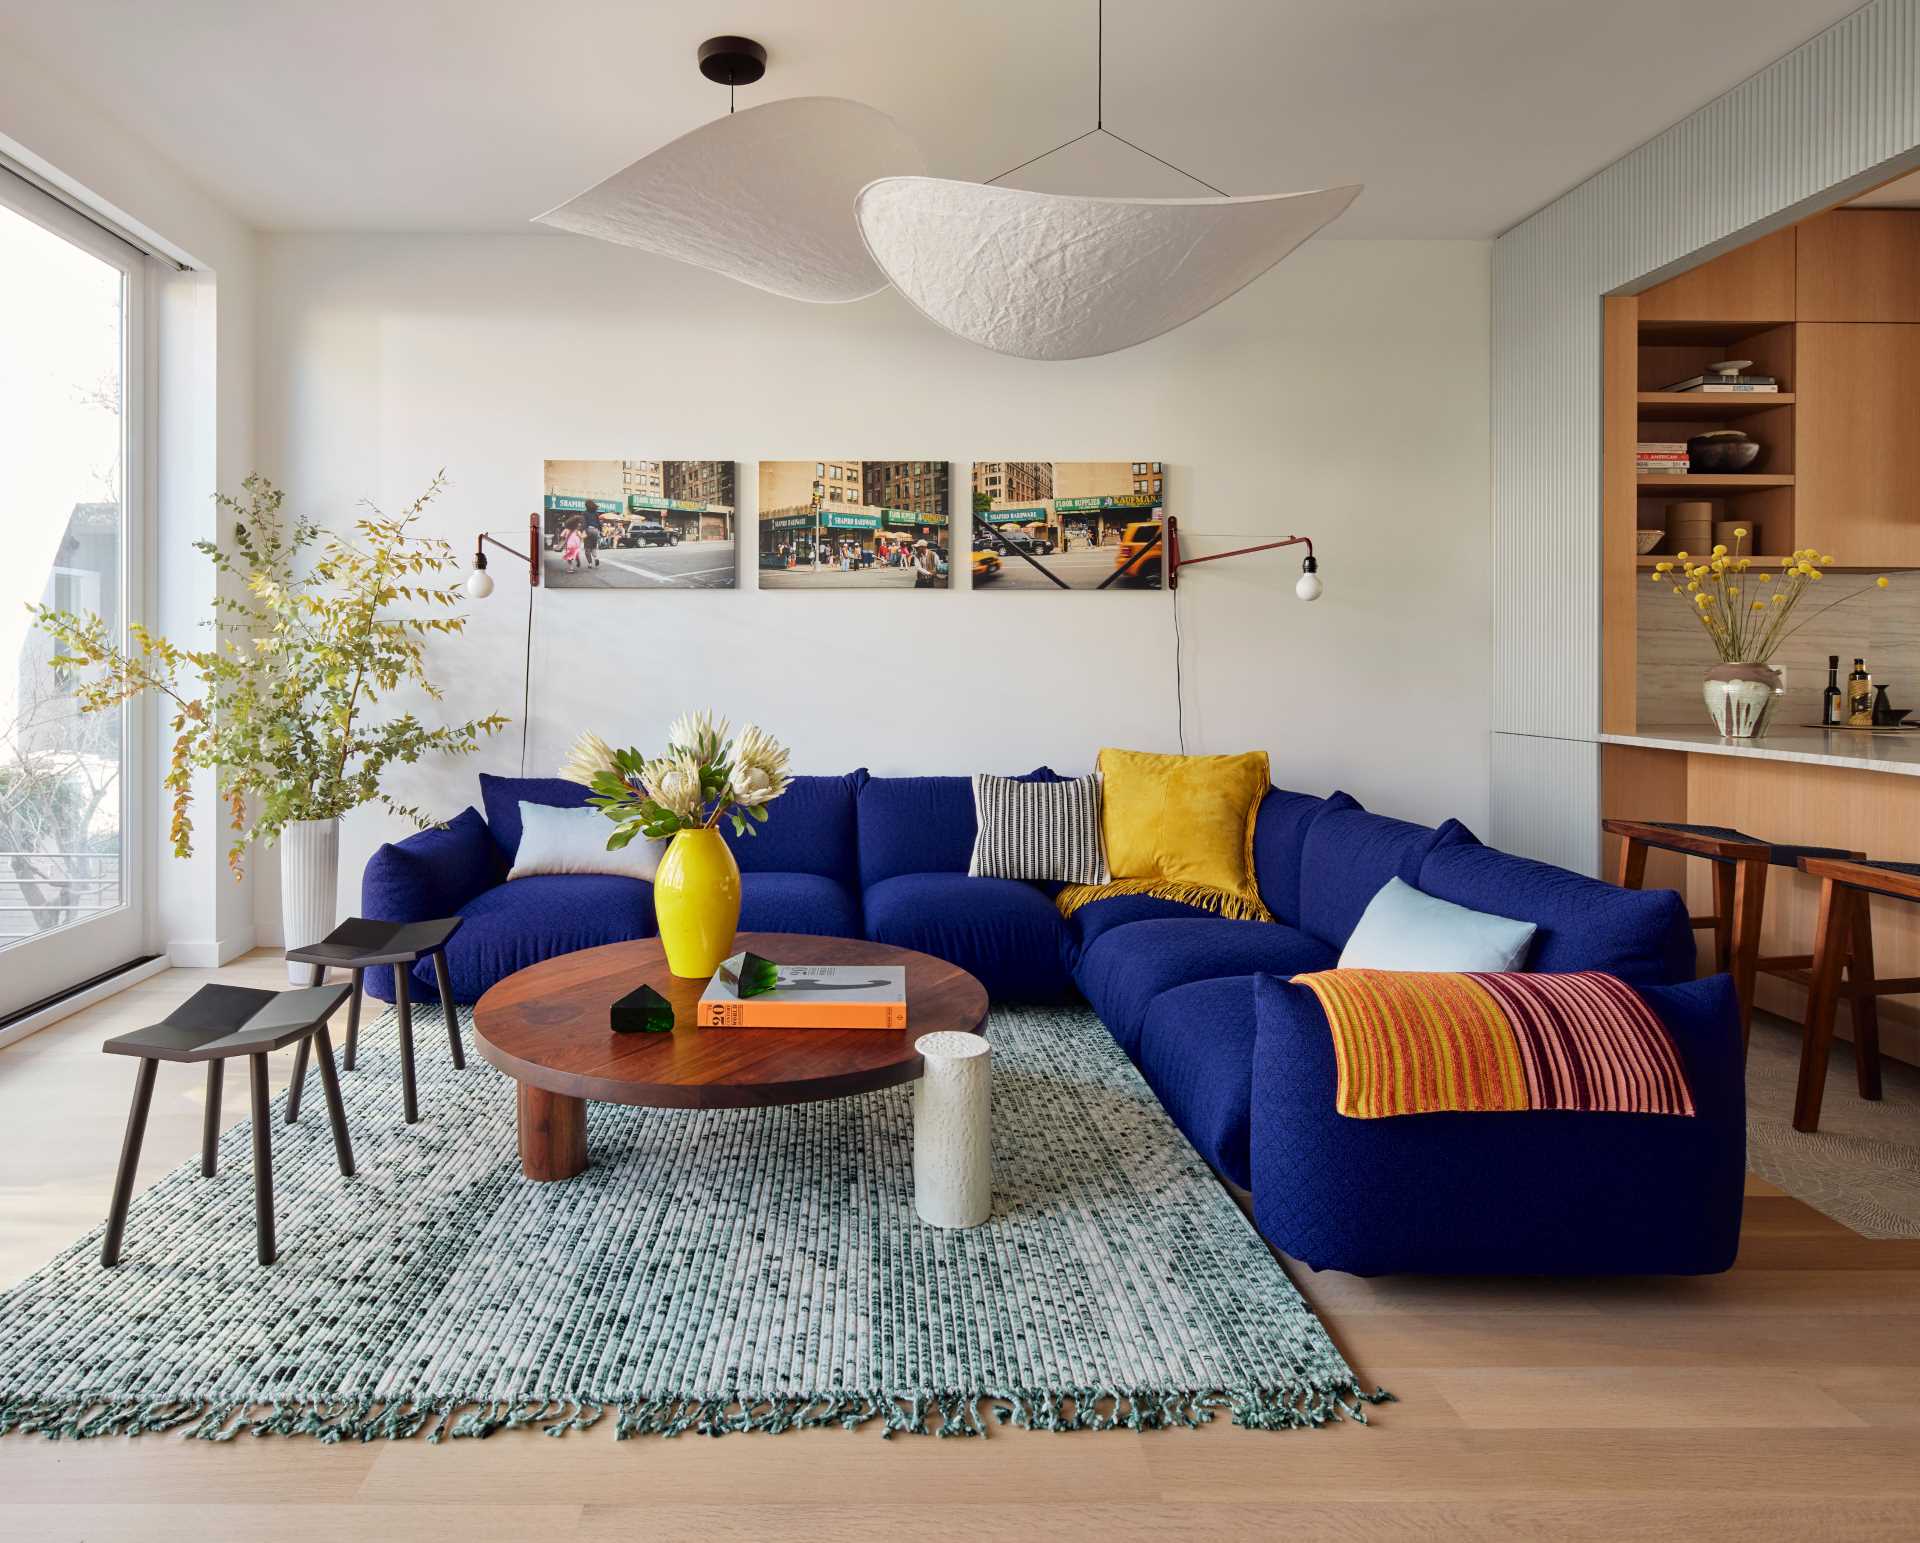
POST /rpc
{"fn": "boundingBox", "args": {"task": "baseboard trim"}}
[168,929,257,970]
[0,955,171,1052]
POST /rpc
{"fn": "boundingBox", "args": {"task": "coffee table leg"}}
[517,1083,587,1181]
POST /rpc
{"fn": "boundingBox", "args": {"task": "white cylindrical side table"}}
[912,1030,992,1228]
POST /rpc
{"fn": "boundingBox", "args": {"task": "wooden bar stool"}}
[100,982,353,1266]
[283,916,464,1126]
[1793,857,1908,1132]
[1603,819,1860,1047]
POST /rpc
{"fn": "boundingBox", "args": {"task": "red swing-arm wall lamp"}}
[1163,516,1321,600]
[464,513,544,597]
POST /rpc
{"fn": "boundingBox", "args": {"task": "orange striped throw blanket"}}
[1292,970,1696,1120]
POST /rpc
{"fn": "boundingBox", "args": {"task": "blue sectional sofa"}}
[362,768,1746,1276]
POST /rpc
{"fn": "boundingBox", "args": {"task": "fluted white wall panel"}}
[1492,0,1920,863]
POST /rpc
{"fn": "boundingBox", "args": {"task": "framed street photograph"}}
[541,460,737,589]
[757,461,950,589]
[970,461,1165,590]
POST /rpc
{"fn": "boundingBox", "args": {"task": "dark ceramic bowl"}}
[1687,433,1762,473]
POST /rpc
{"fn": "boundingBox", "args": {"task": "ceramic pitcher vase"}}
[1703,661,1784,739]
[653,827,741,978]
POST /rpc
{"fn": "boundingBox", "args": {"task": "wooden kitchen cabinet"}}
[1795,322,1920,564]
[1797,209,1920,322]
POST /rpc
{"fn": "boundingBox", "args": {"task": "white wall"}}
[0,36,261,965]
[255,233,1491,940]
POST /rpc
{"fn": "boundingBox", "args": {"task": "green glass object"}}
[610,982,675,1034]
[736,951,780,998]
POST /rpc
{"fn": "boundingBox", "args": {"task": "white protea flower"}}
[665,709,729,764]
[557,730,620,787]
[728,723,792,807]
[643,751,707,821]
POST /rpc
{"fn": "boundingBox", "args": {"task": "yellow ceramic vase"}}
[653,827,742,978]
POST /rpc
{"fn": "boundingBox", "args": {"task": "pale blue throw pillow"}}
[1336,876,1537,972]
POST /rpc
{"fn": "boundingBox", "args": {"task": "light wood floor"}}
[2,952,1916,1543]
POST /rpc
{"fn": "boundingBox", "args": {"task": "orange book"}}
[696,959,907,1029]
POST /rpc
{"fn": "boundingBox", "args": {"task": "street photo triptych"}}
[971,462,1166,589]
[757,461,951,589]
[541,460,738,589]
[539,459,1167,591]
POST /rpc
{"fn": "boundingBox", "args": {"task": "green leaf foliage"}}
[31,474,508,875]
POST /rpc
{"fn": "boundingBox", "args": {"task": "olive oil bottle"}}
[1848,657,1874,726]
[1823,656,1844,727]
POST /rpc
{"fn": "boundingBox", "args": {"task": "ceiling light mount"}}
[697,36,767,89]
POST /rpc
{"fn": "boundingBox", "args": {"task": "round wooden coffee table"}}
[472,932,989,1180]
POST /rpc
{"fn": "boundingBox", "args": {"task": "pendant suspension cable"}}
[983,127,1101,187]
[985,0,1229,196]
[1098,128,1229,197]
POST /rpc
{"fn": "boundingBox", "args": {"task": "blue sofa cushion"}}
[1137,976,1258,1189]
[362,806,498,920]
[408,873,657,1002]
[1251,787,1326,927]
[1070,892,1220,949]
[1418,838,1695,985]
[863,872,1076,1002]
[1248,972,1746,1276]
[856,768,1063,888]
[479,774,591,863]
[1074,917,1336,1060]
[739,871,862,938]
[1297,793,1466,949]
[723,771,867,885]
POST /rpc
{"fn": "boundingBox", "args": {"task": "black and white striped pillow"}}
[968,773,1110,885]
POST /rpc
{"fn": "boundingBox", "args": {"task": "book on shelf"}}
[1658,374,1779,392]
[1637,466,1693,475]
[696,953,908,1028]
[1636,442,1688,454]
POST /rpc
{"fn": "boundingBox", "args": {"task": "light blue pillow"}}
[1337,876,1537,972]
[508,801,665,882]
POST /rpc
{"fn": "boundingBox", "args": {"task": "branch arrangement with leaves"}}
[560,712,792,849]
[33,474,508,874]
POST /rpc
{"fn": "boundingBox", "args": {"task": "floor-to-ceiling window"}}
[0,173,147,1019]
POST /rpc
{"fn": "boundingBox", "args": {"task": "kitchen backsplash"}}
[1637,571,1920,727]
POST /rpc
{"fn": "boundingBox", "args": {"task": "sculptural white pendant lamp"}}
[854,2,1362,359]
[534,37,925,304]
[857,180,1361,361]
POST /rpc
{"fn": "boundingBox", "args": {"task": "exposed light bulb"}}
[465,566,495,600]
[1295,555,1322,602]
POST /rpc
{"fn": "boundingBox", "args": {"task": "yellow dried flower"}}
[1734,528,1748,538]
[1821,555,1835,566]
[1878,576,1891,589]
[1758,572,1771,582]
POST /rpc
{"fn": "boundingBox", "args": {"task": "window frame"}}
[0,170,153,1016]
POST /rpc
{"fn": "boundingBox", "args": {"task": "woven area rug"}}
[0,1002,1384,1442]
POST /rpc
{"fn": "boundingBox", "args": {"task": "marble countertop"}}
[1602,725,1920,777]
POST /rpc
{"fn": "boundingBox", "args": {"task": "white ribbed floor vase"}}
[0,1005,1386,1441]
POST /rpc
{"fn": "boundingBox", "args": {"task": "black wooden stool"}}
[101,982,353,1266]
[283,916,464,1126]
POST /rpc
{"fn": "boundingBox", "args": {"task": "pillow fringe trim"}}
[0,1380,1391,1442]
[1054,879,1274,924]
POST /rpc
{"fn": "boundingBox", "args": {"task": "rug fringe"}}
[0,1382,1391,1443]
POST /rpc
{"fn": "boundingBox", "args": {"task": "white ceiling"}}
[0,0,1867,238]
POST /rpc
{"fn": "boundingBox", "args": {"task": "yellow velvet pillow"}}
[1057,747,1272,922]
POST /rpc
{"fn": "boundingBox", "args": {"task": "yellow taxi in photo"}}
[972,544,1003,581]
[1113,520,1163,583]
